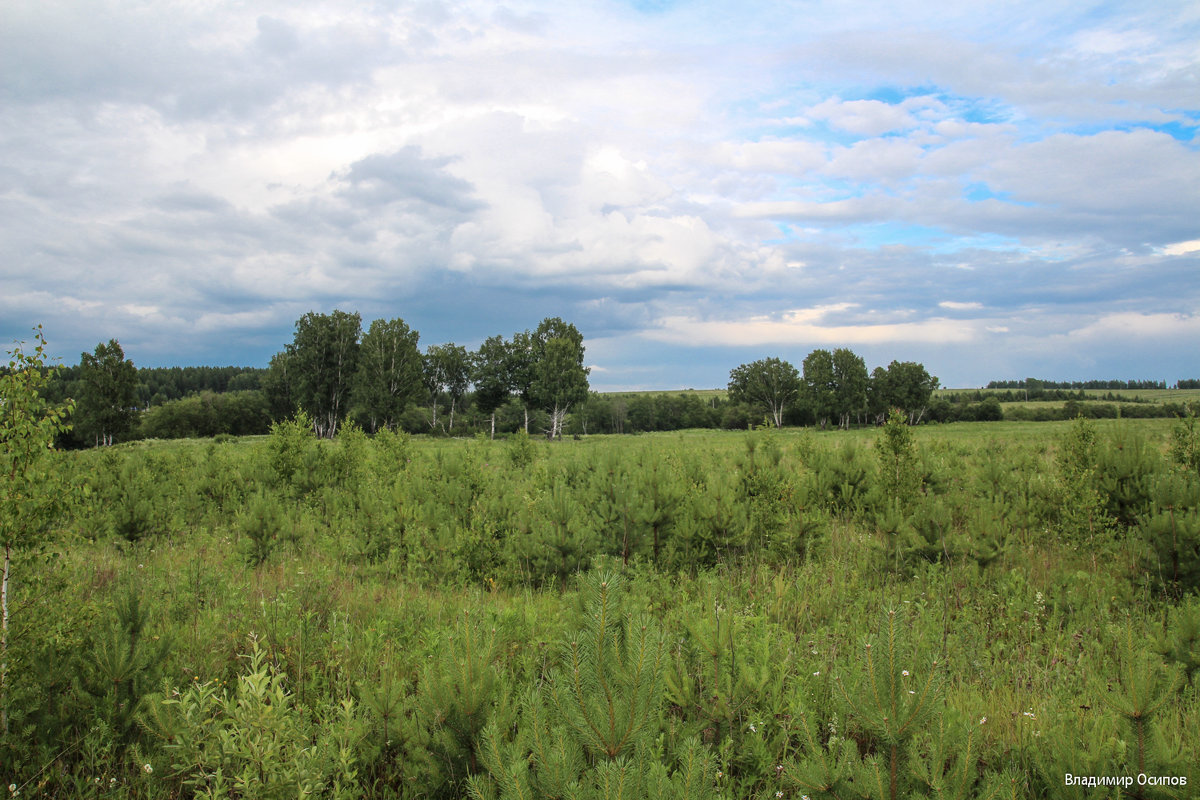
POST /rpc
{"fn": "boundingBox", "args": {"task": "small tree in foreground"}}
[0,326,74,732]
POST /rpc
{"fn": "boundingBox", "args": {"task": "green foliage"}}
[1056,416,1114,541]
[550,571,664,762]
[77,338,138,447]
[877,409,922,511]
[831,348,869,430]
[1094,426,1161,527]
[728,357,802,429]
[1155,599,1200,686]
[473,335,515,438]
[287,309,362,438]
[77,586,171,753]
[839,609,943,800]
[1,326,75,740]
[518,479,598,588]
[470,571,719,800]
[150,637,362,799]
[9,417,1200,797]
[507,429,540,469]
[238,490,292,567]
[265,410,316,492]
[139,390,270,439]
[2,326,76,550]
[1035,632,1194,800]
[1168,411,1200,476]
[878,361,940,426]
[1136,473,1200,594]
[425,342,472,433]
[354,317,423,434]
[530,318,590,440]
[419,612,502,792]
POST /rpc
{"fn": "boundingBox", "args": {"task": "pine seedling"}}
[780,703,860,800]
[357,671,428,790]
[1137,473,1200,595]
[1096,632,1183,795]
[835,609,943,800]
[470,573,719,800]
[79,586,170,754]
[548,571,664,763]
[906,712,984,800]
[419,610,501,788]
[1155,601,1200,686]
[877,410,922,514]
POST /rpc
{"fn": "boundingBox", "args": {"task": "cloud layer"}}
[2,0,1197,388]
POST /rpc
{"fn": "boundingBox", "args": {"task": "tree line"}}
[986,378,1198,390]
[727,351,939,429]
[259,311,590,440]
[36,313,1199,447]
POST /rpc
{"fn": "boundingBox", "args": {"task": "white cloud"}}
[805,97,918,136]
[1067,311,1200,341]
[939,301,984,310]
[646,307,978,348]
[1161,239,1200,256]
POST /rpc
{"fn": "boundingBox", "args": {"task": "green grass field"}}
[5,416,1198,798]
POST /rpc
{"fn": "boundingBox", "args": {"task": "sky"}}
[2,0,1198,390]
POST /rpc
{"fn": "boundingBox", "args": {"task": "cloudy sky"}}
[2,0,1198,389]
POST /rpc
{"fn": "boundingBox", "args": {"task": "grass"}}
[6,416,1198,798]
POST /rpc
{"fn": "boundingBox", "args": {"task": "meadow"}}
[3,415,1199,799]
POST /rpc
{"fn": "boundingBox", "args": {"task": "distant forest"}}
[987,378,1195,390]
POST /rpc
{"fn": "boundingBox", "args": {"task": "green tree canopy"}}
[831,347,869,429]
[728,357,801,428]
[530,318,589,440]
[286,310,361,438]
[472,335,514,439]
[423,343,471,433]
[802,349,837,428]
[880,360,940,425]
[77,339,138,446]
[353,317,422,433]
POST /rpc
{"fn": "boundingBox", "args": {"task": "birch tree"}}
[727,357,801,428]
[287,310,361,438]
[0,327,74,732]
[77,339,137,446]
[354,317,422,432]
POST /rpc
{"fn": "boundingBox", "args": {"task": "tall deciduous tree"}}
[802,349,837,428]
[727,357,801,428]
[530,317,589,440]
[354,318,422,433]
[881,360,939,425]
[832,347,869,429]
[1,327,74,732]
[423,343,471,433]
[472,335,513,439]
[78,339,138,446]
[867,365,891,424]
[286,310,361,438]
[507,330,536,433]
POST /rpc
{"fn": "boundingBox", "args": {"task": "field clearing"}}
[7,416,1198,798]
[600,387,727,399]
